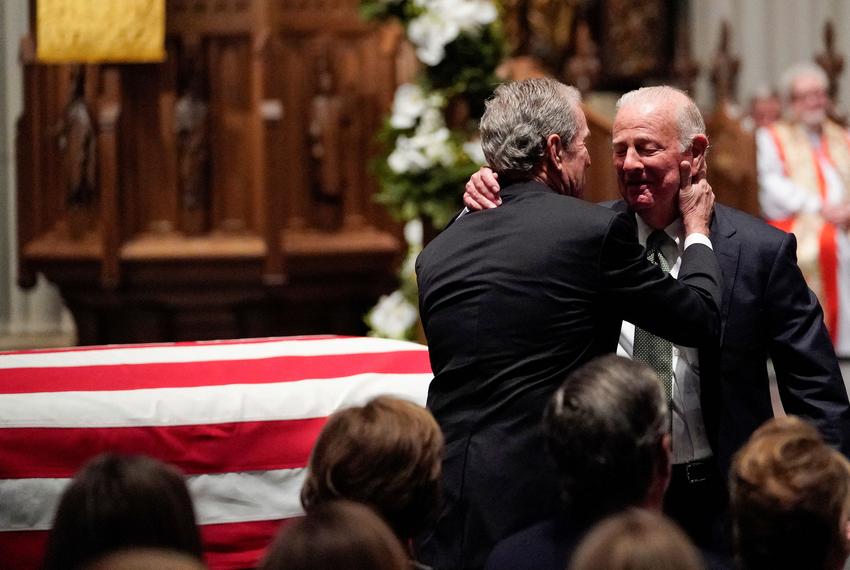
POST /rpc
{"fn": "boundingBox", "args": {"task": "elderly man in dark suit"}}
[464,85,850,552]
[415,78,722,570]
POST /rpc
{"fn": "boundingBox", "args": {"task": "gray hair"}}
[780,62,829,102]
[544,355,668,524]
[616,86,705,152]
[480,78,582,176]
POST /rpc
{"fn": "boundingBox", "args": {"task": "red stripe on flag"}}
[0,417,327,479]
[0,530,47,570]
[0,519,299,570]
[201,518,297,570]
[0,351,431,394]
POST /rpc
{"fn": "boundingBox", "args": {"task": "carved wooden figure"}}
[308,45,351,231]
[56,66,98,243]
[175,46,211,234]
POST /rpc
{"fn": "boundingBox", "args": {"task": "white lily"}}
[367,290,419,339]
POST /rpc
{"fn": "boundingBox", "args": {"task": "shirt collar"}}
[634,214,684,251]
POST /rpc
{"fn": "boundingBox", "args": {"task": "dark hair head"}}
[569,508,704,570]
[42,454,202,570]
[260,500,409,570]
[300,396,443,540]
[544,355,668,524]
[731,416,850,570]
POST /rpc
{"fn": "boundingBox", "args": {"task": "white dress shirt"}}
[617,216,714,464]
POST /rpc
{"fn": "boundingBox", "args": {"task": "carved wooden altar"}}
[17,0,409,344]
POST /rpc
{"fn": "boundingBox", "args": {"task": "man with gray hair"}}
[485,355,675,570]
[757,62,850,356]
[415,78,722,569]
[465,84,849,552]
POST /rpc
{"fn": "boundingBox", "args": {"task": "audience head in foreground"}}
[260,500,408,570]
[569,509,704,570]
[43,453,202,570]
[480,77,589,197]
[731,416,850,570]
[545,354,671,525]
[484,356,675,570]
[300,395,443,544]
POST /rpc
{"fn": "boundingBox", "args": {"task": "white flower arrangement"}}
[365,219,424,340]
[388,93,457,174]
[366,290,420,340]
[360,0,503,341]
[408,0,498,66]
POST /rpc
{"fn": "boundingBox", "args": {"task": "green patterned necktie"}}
[633,230,674,411]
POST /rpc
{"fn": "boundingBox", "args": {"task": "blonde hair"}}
[569,508,704,570]
[731,416,850,570]
[301,396,443,540]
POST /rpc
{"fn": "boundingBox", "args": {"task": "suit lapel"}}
[709,206,740,349]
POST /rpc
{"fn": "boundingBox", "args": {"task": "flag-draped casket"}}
[0,336,433,569]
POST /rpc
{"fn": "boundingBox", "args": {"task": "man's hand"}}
[821,202,850,228]
[463,167,502,210]
[678,160,714,236]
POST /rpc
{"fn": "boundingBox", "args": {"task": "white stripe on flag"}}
[190,468,306,525]
[0,337,426,369]
[0,373,432,428]
[0,467,307,532]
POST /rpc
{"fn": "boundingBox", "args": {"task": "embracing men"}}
[457,83,850,562]
[415,78,723,570]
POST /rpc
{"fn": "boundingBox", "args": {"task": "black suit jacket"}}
[415,181,722,570]
[483,513,733,570]
[609,200,850,474]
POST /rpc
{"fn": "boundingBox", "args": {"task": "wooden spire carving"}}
[816,20,844,104]
[709,21,740,105]
[815,20,847,123]
[672,9,699,94]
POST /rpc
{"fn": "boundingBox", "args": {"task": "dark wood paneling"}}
[18,0,404,344]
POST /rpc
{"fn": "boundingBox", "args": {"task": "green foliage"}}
[374,152,478,229]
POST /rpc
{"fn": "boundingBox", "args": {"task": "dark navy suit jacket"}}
[608,200,850,474]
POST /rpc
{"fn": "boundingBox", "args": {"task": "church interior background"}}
[3,0,850,351]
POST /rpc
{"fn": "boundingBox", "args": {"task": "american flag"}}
[0,335,433,569]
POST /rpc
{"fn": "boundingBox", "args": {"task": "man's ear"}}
[690,134,709,179]
[546,133,563,168]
